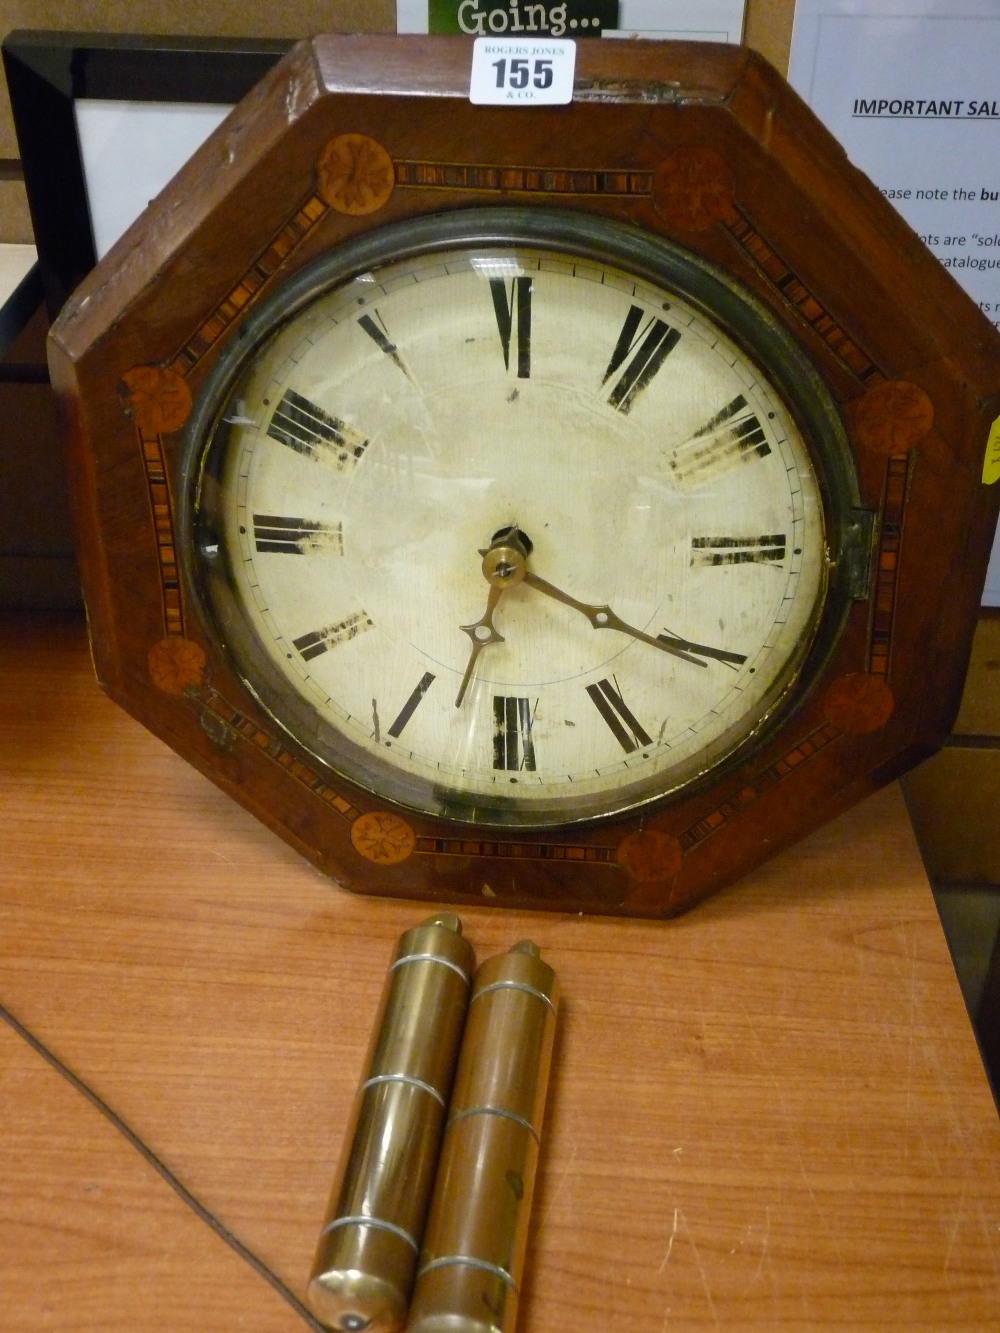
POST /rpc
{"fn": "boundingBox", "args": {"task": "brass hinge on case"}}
[842,506,879,602]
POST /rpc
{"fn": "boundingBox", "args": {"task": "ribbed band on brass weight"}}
[406,941,560,1333]
[307,914,475,1333]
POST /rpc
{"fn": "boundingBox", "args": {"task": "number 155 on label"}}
[469,37,577,105]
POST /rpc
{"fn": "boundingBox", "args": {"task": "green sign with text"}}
[429,1,620,37]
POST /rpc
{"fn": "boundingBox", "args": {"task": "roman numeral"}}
[266,389,368,469]
[603,305,680,413]
[292,611,373,661]
[358,310,413,380]
[668,394,771,486]
[387,672,436,739]
[252,515,343,555]
[493,696,537,771]
[586,678,652,754]
[490,276,532,378]
[691,534,788,566]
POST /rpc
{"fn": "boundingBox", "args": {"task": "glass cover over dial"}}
[187,212,843,827]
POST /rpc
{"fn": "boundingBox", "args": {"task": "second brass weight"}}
[407,941,560,1333]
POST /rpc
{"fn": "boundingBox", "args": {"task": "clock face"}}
[185,210,846,828]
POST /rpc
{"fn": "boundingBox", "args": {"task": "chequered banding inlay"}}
[415,835,617,864]
[868,455,910,678]
[677,722,843,853]
[723,214,884,387]
[169,195,327,377]
[139,431,183,637]
[198,690,363,823]
[394,159,653,197]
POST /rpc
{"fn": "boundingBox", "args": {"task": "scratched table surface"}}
[2,613,999,1331]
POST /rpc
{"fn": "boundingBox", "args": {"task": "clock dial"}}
[189,214,837,827]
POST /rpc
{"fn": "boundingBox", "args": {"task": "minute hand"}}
[521,571,729,668]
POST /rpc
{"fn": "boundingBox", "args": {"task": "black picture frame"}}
[2,31,292,315]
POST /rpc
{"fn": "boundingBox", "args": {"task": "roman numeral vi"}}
[490,277,532,378]
[493,696,537,771]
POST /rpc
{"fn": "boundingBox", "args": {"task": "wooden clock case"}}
[48,35,1000,916]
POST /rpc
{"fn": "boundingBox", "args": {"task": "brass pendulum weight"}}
[406,940,560,1333]
[307,913,475,1333]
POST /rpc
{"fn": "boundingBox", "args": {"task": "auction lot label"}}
[469,36,577,104]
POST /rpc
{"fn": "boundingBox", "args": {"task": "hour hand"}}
[521,571,745,668]
[455,528,530,706]
[456,583,505,707]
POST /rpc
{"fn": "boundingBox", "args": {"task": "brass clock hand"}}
[455,528,530,706]
[520,571,745,668]
[657,626,748,667]
[456,582,505,706]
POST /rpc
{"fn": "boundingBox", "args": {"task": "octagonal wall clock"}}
[48,35,1000,917]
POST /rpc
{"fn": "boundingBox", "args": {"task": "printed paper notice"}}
[789,0,1000,603]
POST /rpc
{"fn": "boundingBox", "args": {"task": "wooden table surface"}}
[2,613,999,1331]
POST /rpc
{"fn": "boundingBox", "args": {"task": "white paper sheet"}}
[75,101,231,260]
[788,1,1000,604]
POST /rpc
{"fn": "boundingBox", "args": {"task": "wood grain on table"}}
[1,615,998,1330]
